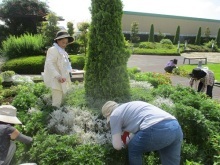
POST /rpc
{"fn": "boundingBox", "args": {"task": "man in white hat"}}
[0,105,33,165]
[102,101,183,165]
[43,30,74,107]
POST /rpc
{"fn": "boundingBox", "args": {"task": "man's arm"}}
[10,129,33,144]
[112,133,123,150]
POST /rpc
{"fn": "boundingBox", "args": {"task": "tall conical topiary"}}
[195,27,202,45]
[148,24,154,42]
[85,0,131,105]
[173,26,180,44]
[216,28,220,47]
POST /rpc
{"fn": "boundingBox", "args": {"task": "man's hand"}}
[58,77,66,83]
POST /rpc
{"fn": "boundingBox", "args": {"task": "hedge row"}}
[0,55,85,74]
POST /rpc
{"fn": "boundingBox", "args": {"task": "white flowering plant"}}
[47,106,111,144]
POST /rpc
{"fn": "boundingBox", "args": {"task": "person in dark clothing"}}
[164,59,178,73]
[189,67,215,98]
[0,105,33,165]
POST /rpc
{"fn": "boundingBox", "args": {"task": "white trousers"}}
[52,89,64,107]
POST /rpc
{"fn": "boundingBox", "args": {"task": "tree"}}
[85,0,131,104]
[148,24,154,42]
[157,31,166,42]
[216,28,220,48]
[39,12,60,47]
[77,22,90,55]
[195,27,202,45]
[0,0,49,36]
[173,25,180,44]
[130,21,140,43]
[67,22,74,37]
[204,27,211,42]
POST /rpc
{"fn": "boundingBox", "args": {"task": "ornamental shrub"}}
[148,24,155,42]
[0,56,45,74]
[195,27,202,45]
[173,25,180,44]
[2,33,45,59]
[85,0,131,104]
[160,39,173,45]
[69,55,85,70]
[139,42,156,49]
[1,55,85,74]
[134,72,171,87]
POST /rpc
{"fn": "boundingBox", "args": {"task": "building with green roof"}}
[122,11,220,39]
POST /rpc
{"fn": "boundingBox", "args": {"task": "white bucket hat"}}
[0,105,22,124]
[102,101,119,124]
[54,30,74,44]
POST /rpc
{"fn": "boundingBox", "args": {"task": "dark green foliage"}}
[1,56,45,74]
[130,21,140,43]
[181,142,201,163]
[12,82,50,111]
[204,40,218,51]
[28,132,80,165]
[216,28,220,47]
[0,0,49,36]
[151,84,176,98]
[77,22,90,55]
[160,39,173,45]
[1,55,84,74]
[66,41,81,54]
[69,55,85,70]
[195,27,202,45]
[173,26,180,44]
[139,42,156,49]
[185,44,213,52]
[127,67,141,79]
[134,72,171,88]
[1,72,220,164]
[39,12,60,47]
[204,27,211,42]
[148,24,155,42]
[2,34,46,59]
[67,22,74,37]
[130,87,154,102]
[64,85,87,108]
[85,0,131,103]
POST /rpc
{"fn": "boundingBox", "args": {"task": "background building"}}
[122,11,220,42]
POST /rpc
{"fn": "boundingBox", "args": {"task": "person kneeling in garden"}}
[164,59,178,73]
[102,101,183,165]
[189,67,215,98]
[0,105,33,165]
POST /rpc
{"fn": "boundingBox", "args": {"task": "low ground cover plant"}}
[0,70,219,164]
[174,64,220,82]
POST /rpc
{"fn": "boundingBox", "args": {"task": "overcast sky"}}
[1,0,220,28]
[45,0,220,27]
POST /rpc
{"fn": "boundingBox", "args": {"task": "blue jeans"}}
[128,120,183,165]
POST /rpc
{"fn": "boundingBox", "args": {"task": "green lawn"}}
[179,63,220,82]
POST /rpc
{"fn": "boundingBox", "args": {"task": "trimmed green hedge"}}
[133,48,180,55]
[69,55,85,70]
[1,56,45,74]
[0,55,85,74]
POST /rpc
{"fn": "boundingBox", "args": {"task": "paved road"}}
[127,54,220,102]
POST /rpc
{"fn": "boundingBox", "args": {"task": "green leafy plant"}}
[2,33,45,59]
[134,72,171,87]
[0,70,15,78]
